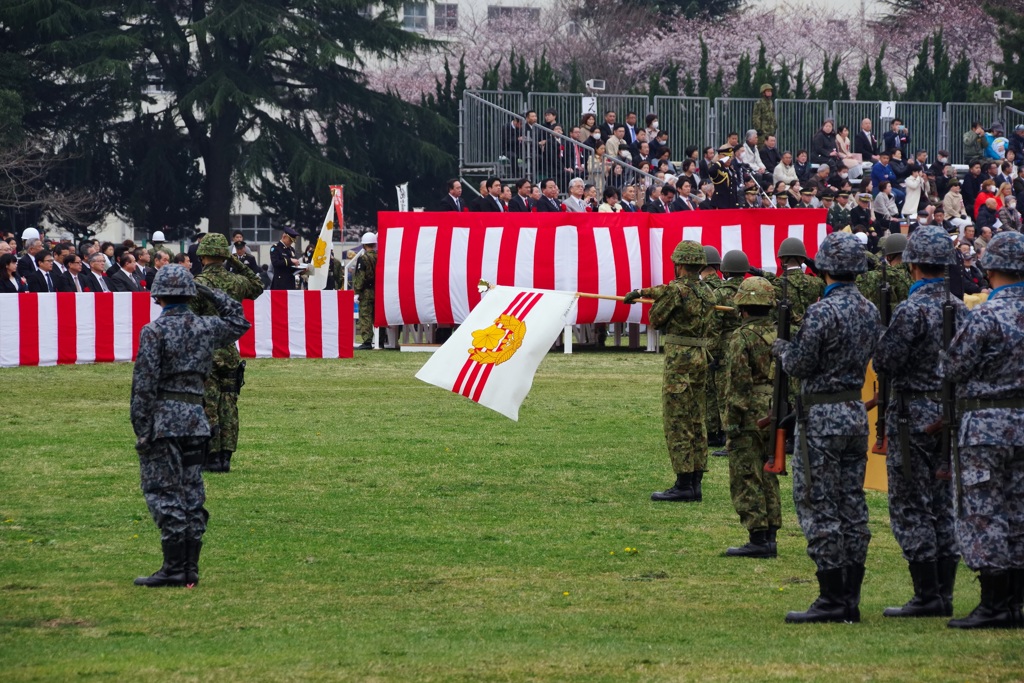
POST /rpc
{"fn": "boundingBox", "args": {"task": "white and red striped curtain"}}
[375,209,828,327]
[0,290,353,368]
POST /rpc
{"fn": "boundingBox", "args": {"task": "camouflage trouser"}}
[729,428,782,531]
[139,437,208,543]
[955,444,1024,572]
[792,432,871,571]
[885,426,958,563]
[203,373,239,453]
[663,346,708,474]
[357,290,374,343]
[705,360,723,436]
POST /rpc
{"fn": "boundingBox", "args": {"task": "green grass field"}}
[1,351,1021,682]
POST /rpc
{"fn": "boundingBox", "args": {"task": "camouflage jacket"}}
[827,204,852,230]
[190,260,263,370]
[774,282,880,436]
[641,272,715,338]
[712,276,743,359]
[353,249,376,293]
[752,97,777,139]
[856,262,912,317]
[725,315,777,434]
[942,283,1024,447]
[764,267,825,326]
[131,288,251,441]
[874,279,968,432]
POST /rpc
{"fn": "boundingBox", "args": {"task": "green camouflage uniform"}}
[764,267,825,327]
[639,273,715,475]
[714,276,744,427]
[148,244,175,260]
[752,96,777,140]
[724,314,782,532]
[353,248,377,344]
[827,203,852,230]
[702,276,724,437]
[190,258,263,455]
[856,262,912,312]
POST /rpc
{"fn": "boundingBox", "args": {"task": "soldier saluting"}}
[708,145,741,209]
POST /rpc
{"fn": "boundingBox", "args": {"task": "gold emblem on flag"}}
[312,221,333,268]
[468,314,526,365]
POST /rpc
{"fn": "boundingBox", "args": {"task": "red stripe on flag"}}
[452,358,475,395]
[533,227,557,290]
[94,293,114,363]
[239,298,256,358]
[397,226,421,324]
[131,292,151,361]
[576,227,599,324]
[496,225,519,286]
[461,360,485,398]
[466,225,486,310]
[270,290,290,358]
[56,293,78,365]
[608,228,631,321]
[455,290,529,396]
[508,291,538,318]
[517,292,544,319]
[338,290,354,359]
[18,293,39,366]
[471,364,494,402]
[432,225,454,324]
[469,291,539,400]
[304,290,323,358]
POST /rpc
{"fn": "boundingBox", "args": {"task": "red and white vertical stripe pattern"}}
[376,209,828,327]
[0,290,354,367]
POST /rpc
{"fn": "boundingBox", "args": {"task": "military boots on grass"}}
[948,570,1022,629]
[206,450,233,473]
[786,564,863,624]
[650,471,702,502]
[134,539,189,588]
[883,561,946,618]
[725,529,776,558]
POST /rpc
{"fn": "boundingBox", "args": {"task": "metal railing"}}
[775,99,830,156]
[652,96,711,159]
[714,97,757,147]
[526,92,653,135]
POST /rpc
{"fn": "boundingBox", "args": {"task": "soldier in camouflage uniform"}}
[709,251,748,457]
[625,241,715,502]
[827,192,853,231]
[874,226,967,618]
[942,230,1024,629]
[147,230,175,261]
[131,265,250,587]
[772,231,880,623]
[190,233,264,473]
[723,277,782,558]
[752,83,777,141]
[752,238,825,327]
[353,232,378,350]
[857,233,913,311]
[701,246,725,447]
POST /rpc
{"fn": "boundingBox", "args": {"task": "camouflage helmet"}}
[980,231,1024,273]
[883,232,908,257]
[721,249,750,274]
[150,264,196,298]
[196,232,231,258]
[734,276,776,307]
[760,83,773,95]
[777,237,807,260]
[671,240,707,266]
[703,245,722,267]
[903,226,953,266]
[814,231,867,274]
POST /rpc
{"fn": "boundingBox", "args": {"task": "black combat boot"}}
[785,568,848,623]
[725,529,776,558]
[883,561,945,617]
[651,473,697,502]
[220,451,233,473]
[355,342,372,350]
[691,470,704,502]
[1009,568,1024,629]
[185,540,203,586]
[767,526,780,556]
[948,570,1016,629]
[707,431,726,448]
[134,539,188,587]
[712,446,729,457]
[844,563,865,623]
[936,556,959,617]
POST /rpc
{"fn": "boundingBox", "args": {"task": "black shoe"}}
[937,556,959,617]
[712,447,729,457]
[185,540,203,586]
[884,561,946,617]
[206,452,227,473]
[767,526,780,556]
[356,342,373,350]
[844,563,865,623]
[707,431,726,447]
[134,539,188,587]
[949,570,1017,629]
[726,529,776,558]
[220,451,232,473]
[651,473,699,502]
[786,568,849,623]
[691,470,704,502]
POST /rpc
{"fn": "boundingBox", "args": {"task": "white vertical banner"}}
[306,203,336,291]
[396,182,409,212]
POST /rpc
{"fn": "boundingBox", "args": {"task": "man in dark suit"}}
[108,253,142,292]
[619,185,639,212]
[644,185,676,213]
[80,253,111,292]
[143,250,167,291]
[270,226,302,290]
[599,110,617,141]
[501,119,522,163]
[508,178,533,212]
[882,119,910,153]
[57,253,86,292]
[855,118,879,161]
[132,247,152,289]
[534,179,564,212]
[472,177,505,212]
[17,238,43,279]
[670,178,699,211]
[437,178,464,212]
[26,249,58,292]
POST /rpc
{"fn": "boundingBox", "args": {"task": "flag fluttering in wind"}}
[307,186,344,291]
[415,286,576,421]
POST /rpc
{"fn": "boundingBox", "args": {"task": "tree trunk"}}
[203,112,241,236]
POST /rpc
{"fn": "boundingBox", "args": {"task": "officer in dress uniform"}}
[708,145,741,209]
[270,226,302,290]
[131,266,250,587]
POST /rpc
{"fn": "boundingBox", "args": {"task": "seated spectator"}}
[671,178,699,211]
[619,185,639,212]
[871,150,903,201]
[998,196,1021,232]
[806,164,834,195]
[584,183,599,211]
[974,180,1001,217]
[759,134,781,174]
[743,129,767,174]
[656,149,676,175]
[677,159,700,193]
[586,143,608,193]
[171,252,192,271]
[960,247,988,293]
[793,149,813,182]
[58,253,86,292]
[597,187,621,213]
[855,118,880,161]
[643,184,676,213]
[889,148,909,180]
[810,119,839,168]
[108,253,142,291]
[0,253,28,293]
[901,167,925,218]
[26,249,58,292]
[872,181,901,233]
[632,141,654,168]
[834,125,862,179]
[975,225,994,251]
[773,151,797,186]
[579,113,597,139]
[774,190,789,208]
[975,197,999,230]
[850,193,874,231]
[564,177,587,212]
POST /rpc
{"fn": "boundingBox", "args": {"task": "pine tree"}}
[905,36,933,100]
[775,60,792,100]
[871,45,889,100]
[988,2,1024,107]
[698,37,710,98]
[794,60,806,100]
[666,63,680,97]
[709,67,725,101]
[855,60,873,100]
[733,53,754,98]
[753,39,773,92]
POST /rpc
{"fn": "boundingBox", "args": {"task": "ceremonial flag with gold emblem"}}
[415,286,577,421]
[307,186,344,291]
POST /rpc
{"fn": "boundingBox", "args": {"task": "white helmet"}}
[360,232,377,245]
[152,230,166,242]
[21,227,40,241]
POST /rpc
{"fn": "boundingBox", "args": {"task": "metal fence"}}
[946,103,999,163]
[831,100,944,161]
[714,98,757,148]
[526,92,652,135]
[774,99,829,157]
[653,96,711,156]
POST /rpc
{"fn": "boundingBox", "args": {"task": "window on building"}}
[402,1,428,31]
[229,214,277,245]
[487,6,540,22]
[434,3,458,31]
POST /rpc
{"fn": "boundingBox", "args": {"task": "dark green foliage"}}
[818,55,849,103]
[732,53,755,98]
[987,2,1024,108]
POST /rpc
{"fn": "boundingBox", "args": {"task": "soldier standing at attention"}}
[709,250,748,458]
[751,238,825,327]
[772,232,880,623]
[701,246,725,448]
[857,233,913,309]
[625,241,715,502]
[873,226,967,618]
[131,265,250,587]
[752,83,776,141]
[353,232,378,350]
[942,230,1024,629]
[723,277,782,558]
[270,226,302,290]
[190,233,264,473]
